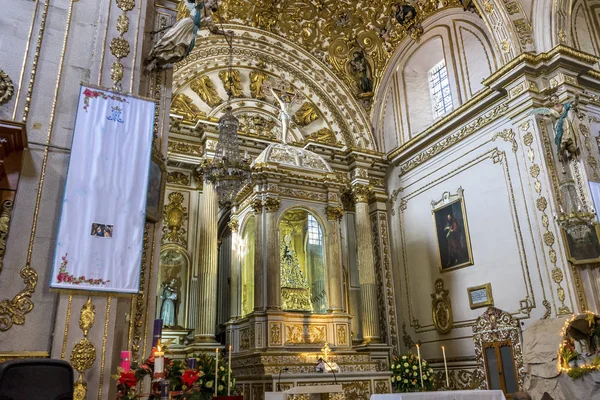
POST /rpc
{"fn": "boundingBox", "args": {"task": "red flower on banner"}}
[82,88,128,112]
[55,253,110,286]
[181,369,201,387]
[118,371,137,388]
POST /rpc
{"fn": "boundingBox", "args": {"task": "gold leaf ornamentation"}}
[0,70,14,105]
[270,323,282,345]
[0,200,13,275]
[305,128,338,145]
[228,219,239,232]
[162,192,188,246]
[116,0,135,11]
[117,14,129,35]
[352,184,372,203]
[249,69,269,100]
[529,164,540,178]
[543,231,555,246]
[336,325,348,345]
[293,102,319,127]
[110,37,130,59]
[73,375,87,400]
[190,76,222,108]
[536,197,547,212]
[168,140,203,156]
[167,171,191,186]
[0,263,38,331]
[70,338,96,372]
[264,197,281,213]
[326,206,343,221]
[79,297,95,335]
[218,69,244,98]
[552,267,564,284]
[110,62,124,84]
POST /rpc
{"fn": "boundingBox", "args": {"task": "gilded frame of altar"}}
[467,283,494,310]
[146,153,167,222]
[431,187,474,273]
[561,223,600,265]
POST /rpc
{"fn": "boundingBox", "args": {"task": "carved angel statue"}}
[262,77,303,144]
[145,0,230,71]
[530,93,582,161]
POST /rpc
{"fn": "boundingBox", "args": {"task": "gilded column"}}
[195,182,219,342]
[353,184,381,342]
[252,199,265,311]
[326,206,344,313]
[264,197,281,310]
[229,218,240,319]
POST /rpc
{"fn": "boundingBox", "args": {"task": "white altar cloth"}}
[371,390,506,400]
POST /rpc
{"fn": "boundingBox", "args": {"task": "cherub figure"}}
[349,50,373,96]
[530,93,582,161]
[145,0,230,71]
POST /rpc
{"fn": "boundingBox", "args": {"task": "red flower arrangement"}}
[118,371,137,388]
[181,369,202,387]
[56,253,110,286]
[82,88,128,112]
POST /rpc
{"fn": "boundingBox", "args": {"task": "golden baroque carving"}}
[70,338,96,372]
[270,323,282,345]
[431,278,453,334]
[218,69,244,98]
[79,297,96,336]
[167,171,191,186]
[162,192,189,246]
[191,76,223,108]
[336,324,348,346]
[293,102,319,127]
[168,140,203,156]
[70,297,97,400]
[0,263,38,331]
[116,0,134,11]
[326,206,344,221]
[0,69,14,105]
[73,376,87,400]
[116,14,129,35]
[285,324,326,344]
[110,37,130,59]
[131,225,149,360]
[264,197,281,213]
[251,199,263,213]
[306,128,338,145]
[171,93,207,124]
[492,129,518,153]
[228,218,239,232]
[352,184,372,203]
[399,103,510,173]
[249,68,269,100]
[0,200,13,275]
[110,62,124,84]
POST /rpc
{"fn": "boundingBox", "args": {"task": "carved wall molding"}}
[167,171,191,186]
[70,298,97,400]
[168,139,203,156]
[431,278,454,334]
[111,0,135,86]
[0,70,14,105]
[162,192,189,246]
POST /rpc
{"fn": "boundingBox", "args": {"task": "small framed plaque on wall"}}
[467,283,494,309]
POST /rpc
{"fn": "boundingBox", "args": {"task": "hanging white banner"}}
[50,85,156,294]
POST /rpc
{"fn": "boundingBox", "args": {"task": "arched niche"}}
[156,245,191,329]
[278,208,328,313]
[373,9,500,151]
[571,0,600,57]
[240,215,255,317]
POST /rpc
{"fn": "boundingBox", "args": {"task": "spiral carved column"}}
[353,184,381,343]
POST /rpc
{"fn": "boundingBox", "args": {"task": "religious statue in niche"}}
[431,278,453,334]
[530,93,583,161]
[280,232,312,311]
[160,278,178,327]
[145,0,230,71]
[349,49,374,98]
[431,187,474,272]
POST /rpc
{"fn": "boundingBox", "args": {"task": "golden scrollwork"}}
[492,129,518,153]
[110,37,130,59]
[70,298,97,400]
[251,199,263,213]
[116,14,129,35]
[352,184,372,203]
[285,324,326,344]
[336,324,348,345]
[293,102,319,127]
[0,263,38,331]
[167,171,191,186]
[116,0,135,11]
[79,297,96,336]
[305,128,338,145]
[0,69,14,105]
[131,226,149,360]
[431,278,453,334]
[111,62,124,84]
[191,76,223,108]
[326,206,343,221]
[0,200,13,275]
[270,323,282,345]
[218,69,244,98]
[228,218,239,232]
[73,375,87,400]
[168,140,203,156]
[249,68,269,100]
[264,197,281,213]
[162,192,189,246]
[70,338,96,372]
[171,93,207,124]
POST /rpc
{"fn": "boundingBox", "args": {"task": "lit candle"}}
[154,348,164,375]
[215,348,219,397]
[228,345,232,396]
[153,319,163,347]
[416,344,424,389]
[442,346,449,388]
[120,350,131,372]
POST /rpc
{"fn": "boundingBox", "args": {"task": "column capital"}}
[228,218,239,232]
[352,183,372,204]
[264,197,281,213]
[326,206,344,221]
[251,199,263,213]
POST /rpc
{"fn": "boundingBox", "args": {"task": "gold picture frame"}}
[431,187,474,272]
[146,153,166,223]
[467,283,494,309]
[561,223,600,265]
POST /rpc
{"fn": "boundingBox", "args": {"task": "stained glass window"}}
[429,60,453,118]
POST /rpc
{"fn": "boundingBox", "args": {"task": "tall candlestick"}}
[227,345,232,396]
[416,344,424,389]
[442,346,449,388]
[153,319,163,347]
[120,350,131,372]
[215,348,219,397]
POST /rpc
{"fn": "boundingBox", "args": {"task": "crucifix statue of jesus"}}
[262,75,302,144]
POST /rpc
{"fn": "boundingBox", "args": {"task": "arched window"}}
[240,216,255,316]
[280,209,327,313]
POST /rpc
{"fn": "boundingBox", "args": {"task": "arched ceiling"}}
[172,26,377,150]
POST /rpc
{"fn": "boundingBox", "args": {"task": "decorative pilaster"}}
[229,218,240,319]
[195,182,219,342]
[264,197,281,310]
[352,184,381,343]
[252,199,264,311]
[326,206,344,313]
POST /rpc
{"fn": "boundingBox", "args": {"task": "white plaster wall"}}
[572,1,600,56]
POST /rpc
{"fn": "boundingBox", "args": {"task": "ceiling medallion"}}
[0,69,14,105]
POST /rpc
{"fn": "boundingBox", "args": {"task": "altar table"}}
[371,390,507,400]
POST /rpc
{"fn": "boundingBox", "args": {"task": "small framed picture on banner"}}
[467,283,494,309]
[146,154,166,222]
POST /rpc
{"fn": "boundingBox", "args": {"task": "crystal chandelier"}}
[200,33,251,205]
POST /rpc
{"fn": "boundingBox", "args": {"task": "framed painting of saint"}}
[146,153,166,222]
[431,187,474,272]
[561,223,600,265]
